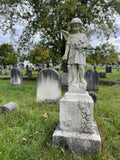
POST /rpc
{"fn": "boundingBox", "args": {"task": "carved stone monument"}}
[52,18,101,154]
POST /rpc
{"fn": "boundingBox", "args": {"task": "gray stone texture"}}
[1,102,18,113]
[60,73,68,89]
[0,69,3,75]
[52,86,101,154]
[106,66,112,73]
[85,70,99,91]
[37,68,61,103]
[5,66,9,75]
[10,68,23,86]
[52,122,101,154]
[99,72,106,78]
[59,92,94,134]
[27,70,32,78]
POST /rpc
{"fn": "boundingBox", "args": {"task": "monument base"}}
[52,122,101,154]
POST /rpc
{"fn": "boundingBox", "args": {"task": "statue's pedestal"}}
[52,84,101,154]
[52,122,101,154]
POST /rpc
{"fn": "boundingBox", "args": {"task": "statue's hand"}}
[73,44,82,50]
[62,54,67,60]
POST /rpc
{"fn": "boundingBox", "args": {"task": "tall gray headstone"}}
[85,70,99,91]
[28,70,32,78]
[10,68,23,86]
[60,73,68,89]
[37,68,61,103]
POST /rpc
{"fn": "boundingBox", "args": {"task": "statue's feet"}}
[81,79,87,85]
[71,79,79,84]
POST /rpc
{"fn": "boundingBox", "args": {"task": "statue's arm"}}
[81,38,89,49]
[78,35,89,49]
[62,43,69,60]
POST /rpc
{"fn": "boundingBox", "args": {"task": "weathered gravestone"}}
[99,72,106,78]
[25,65,29,75]
[5,66,9,75]
[106,65,112,73]
[37,68,61,103]
[27,70,32,78]
[0,69,3,75]
[10,68,23,86]
[52,18,101,155]
[60,73,68,89]
[54,68,59,72]
[85,70,99,91]
[0,67,3,75]
[0,102,18,113]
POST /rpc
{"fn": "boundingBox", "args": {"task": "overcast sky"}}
[0,17,120,52]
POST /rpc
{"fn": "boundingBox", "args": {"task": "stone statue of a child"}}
[62,18,89,86]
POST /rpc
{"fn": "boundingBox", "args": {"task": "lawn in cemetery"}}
[1,66,120,82]
[0,79,120,160]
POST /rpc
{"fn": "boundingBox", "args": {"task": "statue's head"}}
[70,18,83,25]
[70,17,83,33]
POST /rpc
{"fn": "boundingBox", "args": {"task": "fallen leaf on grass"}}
[29,131,39,137]
[61,148,66,155]
[42,113,48,119]
[22,138,28,141]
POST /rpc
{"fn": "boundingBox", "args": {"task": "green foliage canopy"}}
[0,0,120,62]
[28,46,50,64]
[0,43,18,66]
[86,43,119,65]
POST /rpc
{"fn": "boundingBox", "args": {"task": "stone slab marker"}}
[28,70,32,78]
[1,102,18,113]
[5,66,9,75]
[10,68,23,86]
[85,70,99,91]
[37,68,61,103]
[52,17,101,155]
[60,73,68,89]
[106,65,112,73]
[0,69,3,75]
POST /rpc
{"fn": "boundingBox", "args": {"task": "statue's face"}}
[71,23,80,33]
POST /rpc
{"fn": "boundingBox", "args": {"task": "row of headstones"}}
[10,68,99,103]
[11,67,100,89]
[0,66,33,78]
[10,68,61,103]
[3,65,112,92]
[1,67,98,113]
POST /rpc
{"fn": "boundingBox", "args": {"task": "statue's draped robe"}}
[67,33,89,66]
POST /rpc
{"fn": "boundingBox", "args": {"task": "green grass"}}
[0,80,120,159]
[86,66,120,82]
[1,66,120,82]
